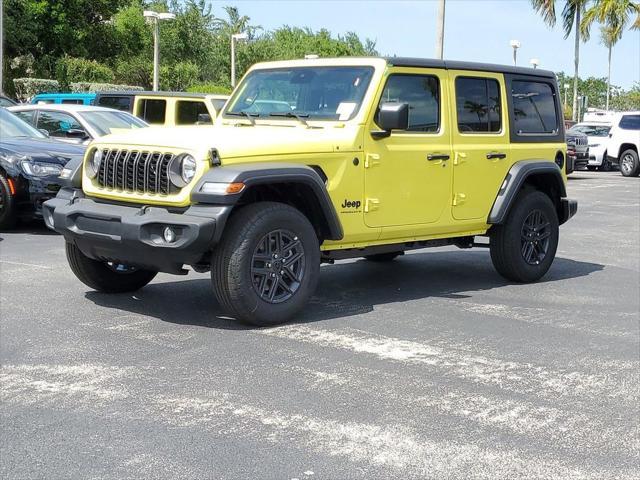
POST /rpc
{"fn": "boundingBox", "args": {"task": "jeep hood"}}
[95,124,362,159]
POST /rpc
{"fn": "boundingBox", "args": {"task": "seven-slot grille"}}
[96,149,175,195]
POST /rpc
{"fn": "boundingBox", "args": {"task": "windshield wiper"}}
[269,111,309,126]
[226,111,258,125]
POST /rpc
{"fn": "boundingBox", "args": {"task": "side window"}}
[138,99,166,124]
[176,100,210,125]
[619,115,640,130]
[36,111,83,137]
[14,111,36,125]
[62,99,83,104]
[511,80,558,134]
[98,96,132,112]
[455,77,502,133]
[377,74,440,132]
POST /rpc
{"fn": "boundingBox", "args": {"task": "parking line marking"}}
[0,260,52,270]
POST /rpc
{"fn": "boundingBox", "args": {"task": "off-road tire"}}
[211,202,320,326]
[0,174,17,230]
[65,242,157,292]
[490,190,559,283]
[364,252,403,262]
[599,153,612,172]
[619,149,640,177]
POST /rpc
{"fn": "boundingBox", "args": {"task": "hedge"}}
[70,82,144,93]
[186,83,232,95]
[13,78,60,101]
[56,56,114,89]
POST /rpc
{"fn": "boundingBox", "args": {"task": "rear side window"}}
[619,115,640,130]
[511,81,558,134]
[138,99,166,124]
[176,100,210,125]
[14,110,36,125]
[377,74,440,132]
[98,96,133,112]
[455,77,501,133]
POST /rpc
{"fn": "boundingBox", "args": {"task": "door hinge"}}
[452,193,467,206]
[364,153,381,168]
[453,151,467,166]
[364,198,380,212]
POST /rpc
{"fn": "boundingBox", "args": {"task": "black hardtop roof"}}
[384,57,556,79]
[95,91,212,98]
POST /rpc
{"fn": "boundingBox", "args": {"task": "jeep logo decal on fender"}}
[341,199,362,213]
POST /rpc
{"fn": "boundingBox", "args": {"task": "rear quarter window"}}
[619,115,640,130]
[138,99,167,124]
[511,80,558,135]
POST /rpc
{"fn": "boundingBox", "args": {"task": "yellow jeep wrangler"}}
[44,57,577,326]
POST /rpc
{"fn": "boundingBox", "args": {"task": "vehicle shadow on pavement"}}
[85,250,604,329]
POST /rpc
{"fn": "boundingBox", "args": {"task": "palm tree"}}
[580,0,640,110]
[531,0,589,121]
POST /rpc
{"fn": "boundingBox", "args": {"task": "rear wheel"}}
[0,174,17,230]
[490,190,559,283]
[211,202,320,326]
[619,149,640,177]
[65,242,157,292]
[364,252,403,262]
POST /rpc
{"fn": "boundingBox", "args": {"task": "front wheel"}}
[0,174,17,230]
[490,190,559,283]
[619,149,640,177]
[211,202,320,326]
[65,242,157,293]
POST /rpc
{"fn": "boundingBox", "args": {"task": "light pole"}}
[564,83,570,110]
[143,10,176,92]
[510,40,521,66]
[529,58,539,69]
[231,32,248,88]
[434,0,446,60]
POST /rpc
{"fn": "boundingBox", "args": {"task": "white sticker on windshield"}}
[336,102,357,120]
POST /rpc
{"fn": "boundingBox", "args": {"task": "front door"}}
[449,71,511,220]
[364,68,452,228]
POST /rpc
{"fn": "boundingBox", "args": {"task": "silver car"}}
[7,104,148,144]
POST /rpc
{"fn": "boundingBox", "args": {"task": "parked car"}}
[44,56,576,326]
[8,104,148,144]
[0,109,85,229]
[606,112,640,177]
[94,91,229,126]
[30,93,96,105]
[565,130,589,173]
[0,93,18,107]
[568,123,612,171]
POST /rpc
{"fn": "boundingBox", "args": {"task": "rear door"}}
[449,71,511,220]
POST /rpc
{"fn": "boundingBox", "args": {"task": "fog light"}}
[163,226,176,243]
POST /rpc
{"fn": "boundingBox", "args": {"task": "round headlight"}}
[87,149,103,178]
[180,154,197,183]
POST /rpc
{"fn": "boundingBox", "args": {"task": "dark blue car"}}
[0,109,85,229]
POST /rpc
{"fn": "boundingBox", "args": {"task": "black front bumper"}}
[44,189,231,274]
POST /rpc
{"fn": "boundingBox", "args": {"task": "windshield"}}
[569,124,611,137]
[226,66,375,121]
[79,110,148,136]
[0,108,46,140]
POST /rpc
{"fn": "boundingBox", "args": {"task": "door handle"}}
[427,153,450,161]
[486,152,507,160]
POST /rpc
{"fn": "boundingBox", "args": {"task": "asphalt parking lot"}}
[1,171,638,479]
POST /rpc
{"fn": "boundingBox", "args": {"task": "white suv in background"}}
[607,112,640,177]
[568,122,612,171]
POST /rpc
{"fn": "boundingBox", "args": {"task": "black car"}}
[0,109,85,229]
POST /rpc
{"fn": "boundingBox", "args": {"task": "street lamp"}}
[143,10,176,92]
[510,40,521,66]
[564,83,570,110]
[529,58,540,69]
[231,32,248,88]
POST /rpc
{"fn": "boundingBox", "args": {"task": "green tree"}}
[531,0,590,121]
[580,0,640,109]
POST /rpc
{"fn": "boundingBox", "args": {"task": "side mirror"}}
[66,128,89,139]
[38,128,50,137]
[197,113,212,124]
[372,102,409,139]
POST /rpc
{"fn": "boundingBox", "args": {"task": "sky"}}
[213,0,640,89]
